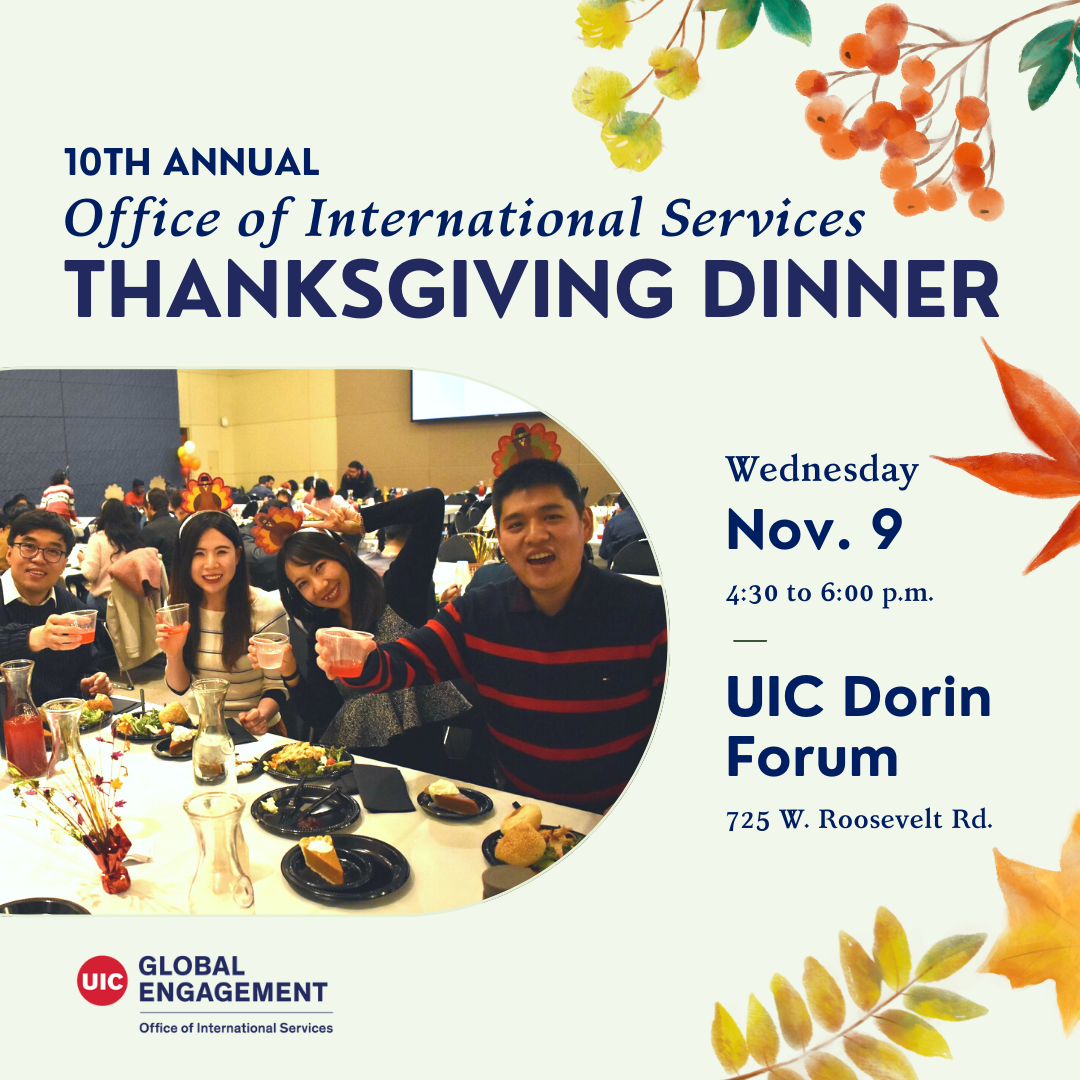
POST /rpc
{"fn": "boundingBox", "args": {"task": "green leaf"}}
[761,0,812,45]
[1075,50,1080,88]
[1018,21,1074,71]
[903,986,989,1022]
[697,0,733,10]
[1028,47,1072,109]
[717,0,762,49]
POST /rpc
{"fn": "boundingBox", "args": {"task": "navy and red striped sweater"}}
[343,561,667,812]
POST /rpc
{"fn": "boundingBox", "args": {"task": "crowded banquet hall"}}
[0,368,665,914]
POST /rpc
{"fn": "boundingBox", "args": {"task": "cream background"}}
[3,0,1080,1077]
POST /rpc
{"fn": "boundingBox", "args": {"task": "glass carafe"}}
[191,678,235,789]
[182,791,255,914]
[1,659,52,778]
[42,698,92,782]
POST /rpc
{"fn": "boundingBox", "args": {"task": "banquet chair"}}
[610,539,659,576]
[104,557,170,690]
[439,533,483,563]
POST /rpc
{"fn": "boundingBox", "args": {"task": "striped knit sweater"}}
[343,562,667,812]
[174,589,287,720]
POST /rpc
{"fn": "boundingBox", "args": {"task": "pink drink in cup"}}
[69,609,98,645]
[156,603,189,636]
[251,632,288,671]
[321,629,375,680]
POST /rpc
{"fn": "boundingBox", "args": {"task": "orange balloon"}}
[189,457,201,471]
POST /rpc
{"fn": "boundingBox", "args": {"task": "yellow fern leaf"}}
[803,957,846,1032]
[873,907,912,991]
[747,994,780,1066]
[712,1002,748,1075]
[770,973,813,1050]
[840,932,882,1012]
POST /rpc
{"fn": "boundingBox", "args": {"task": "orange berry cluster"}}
[796,4,1004,221]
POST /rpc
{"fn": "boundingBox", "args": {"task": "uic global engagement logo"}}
[78,956,128,1006]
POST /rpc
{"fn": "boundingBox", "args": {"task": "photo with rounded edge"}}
[0,368,667,914]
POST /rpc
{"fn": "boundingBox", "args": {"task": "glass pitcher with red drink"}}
[1,659,50,778]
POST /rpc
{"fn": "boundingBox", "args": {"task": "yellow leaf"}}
[770,973,812,1050]
[873,907,911,991]
[840,931,882,1012]
[712,1002,748,1074]
[747,994,780,1066]
[874,1009,952,1058]
[806,1051,858,1080]
[915,933,987,982]
[902,986,988,1021]
[843,1033,918,1080]
[768,1070,804,1080]
[804,957,846,1032]
[983,812,1080,1033]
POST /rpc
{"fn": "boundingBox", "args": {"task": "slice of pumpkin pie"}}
[299,835,344,885]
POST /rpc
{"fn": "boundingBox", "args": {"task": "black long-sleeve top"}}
[288,487,446,736]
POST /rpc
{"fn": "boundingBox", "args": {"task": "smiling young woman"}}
[268,487,471,769]
[161,511,287,735]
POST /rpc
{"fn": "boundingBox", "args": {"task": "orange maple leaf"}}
[933,339,1080,573]
[983,813,1080,1034]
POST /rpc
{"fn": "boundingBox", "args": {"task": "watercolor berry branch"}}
[572,0,814,171]
[797,1,1080,220]
[712,907,988,1080]
[933,339,1080,574]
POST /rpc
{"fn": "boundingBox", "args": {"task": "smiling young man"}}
[321,459,667,812]
[0,510,113,703]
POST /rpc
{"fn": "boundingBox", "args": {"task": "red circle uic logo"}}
[78,955,128,1005]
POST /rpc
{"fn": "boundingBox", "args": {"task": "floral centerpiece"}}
[11,730,132,894]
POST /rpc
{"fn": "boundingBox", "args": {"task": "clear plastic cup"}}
[250,632,288,671]
[156,603,189,636]
[68,609,98,645]
[321,628,375,680]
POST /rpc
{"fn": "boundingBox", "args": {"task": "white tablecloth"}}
[0,727,600,915]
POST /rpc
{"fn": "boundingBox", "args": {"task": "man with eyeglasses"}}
[0,510,113,703]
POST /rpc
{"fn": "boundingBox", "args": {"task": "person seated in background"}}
[302,476,316,506]
[317,459,667,813]
[168,487,190,522]
[311,478,347,515]
[0,510,113,702]
[142,487,179,570]
[598,493,646,564]
[339,460,379,503]
[79,498,146,616]
[40,470,76,523]
[124,479,146,510]
[0,504,34,574]
[3,495,30,516]
[249,475,275,500]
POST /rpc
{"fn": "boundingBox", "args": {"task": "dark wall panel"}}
[0,370,181,513]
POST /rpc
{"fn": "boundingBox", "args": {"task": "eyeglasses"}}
[12,541,67,564]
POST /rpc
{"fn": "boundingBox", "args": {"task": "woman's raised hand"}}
[307,503,365,536]
[155,620,189,659]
